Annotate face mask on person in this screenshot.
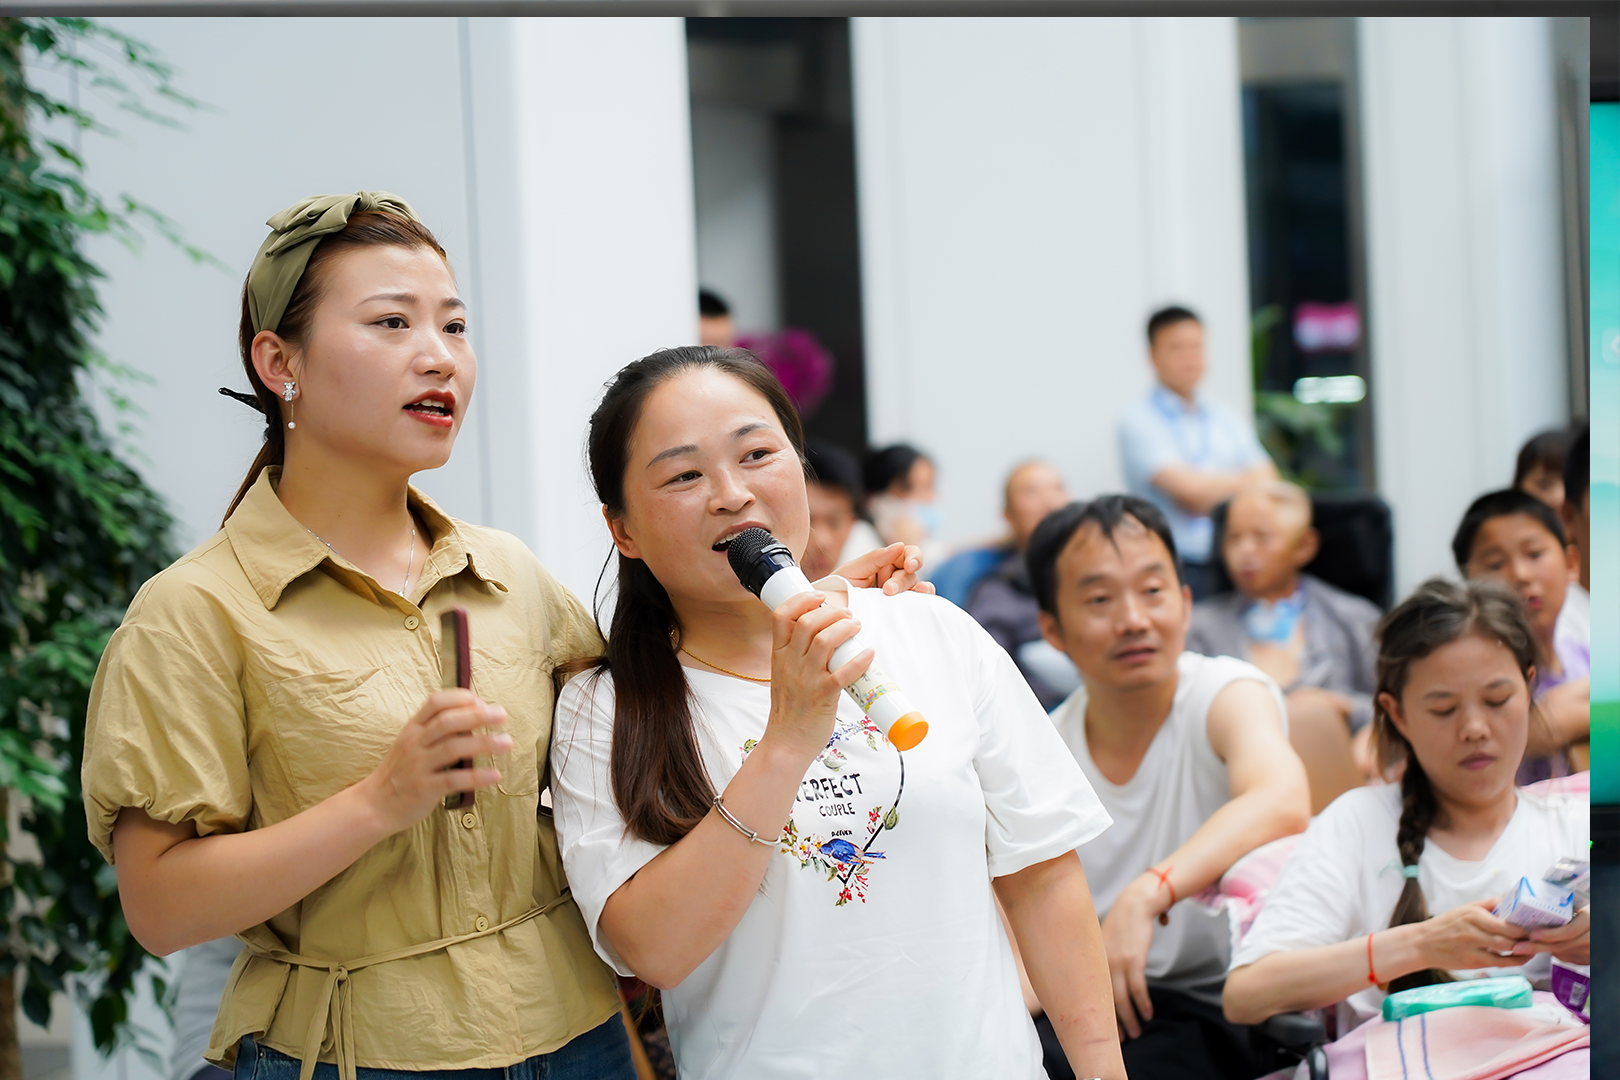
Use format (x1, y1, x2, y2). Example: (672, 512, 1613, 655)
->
(909, 500, 942, 538)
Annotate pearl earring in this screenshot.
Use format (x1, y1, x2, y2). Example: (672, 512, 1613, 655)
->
(282, 382, 297, 430)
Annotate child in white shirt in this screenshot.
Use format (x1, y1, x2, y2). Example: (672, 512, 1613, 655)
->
(1224, 578, 1589, 1035)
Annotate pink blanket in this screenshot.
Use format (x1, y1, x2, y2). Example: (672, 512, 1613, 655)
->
(1262, 995, 1587, 1080)
(1363, 997, 1588, 1080)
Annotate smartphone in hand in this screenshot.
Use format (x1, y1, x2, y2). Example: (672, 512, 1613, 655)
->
(439, 607, 474, 810)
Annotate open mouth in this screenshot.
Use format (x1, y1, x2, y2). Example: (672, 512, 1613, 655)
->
(711, 525, 765, 552)
(404, 391, 455, 427)
(405, 392, 454, 417)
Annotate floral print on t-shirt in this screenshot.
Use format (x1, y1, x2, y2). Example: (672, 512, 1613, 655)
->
(740, 711, 906, 907)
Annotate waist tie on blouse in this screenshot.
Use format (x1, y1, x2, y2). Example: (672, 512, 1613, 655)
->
(241, 889, 574, 1080)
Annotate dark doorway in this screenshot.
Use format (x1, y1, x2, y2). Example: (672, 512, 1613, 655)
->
(1239, 18, 1372, 492)
(687, 17, 869, 456)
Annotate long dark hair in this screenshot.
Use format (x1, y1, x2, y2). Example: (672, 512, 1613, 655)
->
(575, 346, 806, 846)
(222, 210, 449, 523)
(1371, 577, 1537, 992)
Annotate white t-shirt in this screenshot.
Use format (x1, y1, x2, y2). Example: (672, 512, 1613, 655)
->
(1048, 651, 1287, 1002)
(552, 589, 1112, 1080)
(1231, 784, 1589, 1033)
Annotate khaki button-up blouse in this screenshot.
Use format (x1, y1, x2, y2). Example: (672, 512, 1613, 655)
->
(82, 469, 620, 1074)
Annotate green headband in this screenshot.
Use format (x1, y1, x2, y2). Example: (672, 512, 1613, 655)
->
(246, 191, 420, 335)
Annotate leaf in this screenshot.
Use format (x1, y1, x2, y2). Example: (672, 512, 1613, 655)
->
(883, 808, 899, 830)
(0, 13, 188, 1059)
(21, 979, 52, 1028)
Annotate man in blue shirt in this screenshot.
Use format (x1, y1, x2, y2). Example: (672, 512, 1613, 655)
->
(1118, 306, 1276, 599)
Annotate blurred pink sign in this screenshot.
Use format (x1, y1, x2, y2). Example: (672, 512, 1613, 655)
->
(1293, 301, 1360, 352)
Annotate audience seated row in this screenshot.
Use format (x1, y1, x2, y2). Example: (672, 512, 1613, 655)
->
(798, 352, 1590, 1080)
(968, 418, 1590, 1079)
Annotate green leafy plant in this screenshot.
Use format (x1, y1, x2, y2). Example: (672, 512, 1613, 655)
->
(2, 16, 204, 1077)
(1249, 302, 1356, 489)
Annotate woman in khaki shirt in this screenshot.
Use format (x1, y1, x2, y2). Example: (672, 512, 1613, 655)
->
(83, 193, 920, 1080)
(82, 193, 639, 1080)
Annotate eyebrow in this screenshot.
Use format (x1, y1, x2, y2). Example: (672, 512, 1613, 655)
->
(1076, 561, 1167, 589)
(646, 422, 775, 469)
(360, 292, 466, 310)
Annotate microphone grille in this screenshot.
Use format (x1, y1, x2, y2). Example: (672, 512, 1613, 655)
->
(726, 527, 778, 581)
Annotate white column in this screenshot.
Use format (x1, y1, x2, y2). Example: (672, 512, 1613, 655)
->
(1359, 16, 1568, 594)
(465, 16, 697, 602)
(851, 17, 1251, 545)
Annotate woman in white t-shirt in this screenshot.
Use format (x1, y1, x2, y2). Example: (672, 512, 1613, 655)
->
(1223, 578, 1589, 1034)
(550, 347, 1124, 1080)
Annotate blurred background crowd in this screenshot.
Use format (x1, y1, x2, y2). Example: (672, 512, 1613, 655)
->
(6, 12, 1614, 1080)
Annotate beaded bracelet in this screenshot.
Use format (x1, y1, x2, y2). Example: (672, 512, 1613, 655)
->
(712, 794, 778, 847)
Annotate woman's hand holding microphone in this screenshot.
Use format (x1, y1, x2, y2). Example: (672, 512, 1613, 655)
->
(761, 592, 873, 765)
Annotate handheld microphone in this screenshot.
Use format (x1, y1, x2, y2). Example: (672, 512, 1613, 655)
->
(727, 527, 928, 750)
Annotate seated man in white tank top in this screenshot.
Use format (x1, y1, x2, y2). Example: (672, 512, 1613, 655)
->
(1022, 494, 1311, 1080)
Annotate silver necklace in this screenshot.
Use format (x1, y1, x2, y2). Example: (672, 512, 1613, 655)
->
(308, 518, 417, 595)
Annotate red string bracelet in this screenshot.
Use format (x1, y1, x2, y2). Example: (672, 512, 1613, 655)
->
(1366, 932, 1380, 986)
(1147, 866, 1176, 925)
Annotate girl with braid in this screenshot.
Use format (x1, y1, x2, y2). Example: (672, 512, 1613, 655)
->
(1221, 578, 1588, 1035)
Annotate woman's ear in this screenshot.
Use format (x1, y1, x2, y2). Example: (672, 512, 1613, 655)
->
(1378, 691, 1409, 740)
(603, 506, 641, 561)
(250, 330, 299, 391)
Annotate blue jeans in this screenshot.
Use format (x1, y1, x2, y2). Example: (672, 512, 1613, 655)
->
(234, 1017, 636, 1080)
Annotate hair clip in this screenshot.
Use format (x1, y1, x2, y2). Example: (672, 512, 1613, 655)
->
(218, 387, 267, 414)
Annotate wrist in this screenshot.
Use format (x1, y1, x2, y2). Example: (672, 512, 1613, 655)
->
(1137, 866, 1177, 916)
(1372, 924, 1425, 984)
(1120, 872, 1168, 920)
(346, 773, 404, 843)
(752, 728, 821, 775)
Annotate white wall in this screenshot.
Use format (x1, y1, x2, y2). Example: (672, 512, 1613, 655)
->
(851, 16, 1253, 547)
(51, 16, 695, 1080)
(691, 103, 780, 335)
(1359, 16, 1569, 593)
(470, 16, 697, 603)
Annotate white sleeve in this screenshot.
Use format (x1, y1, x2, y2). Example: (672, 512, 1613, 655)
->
(954, 606, 1113, 878)
(549, 669, 667, 976)
(1230, 801, 1363, 970)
